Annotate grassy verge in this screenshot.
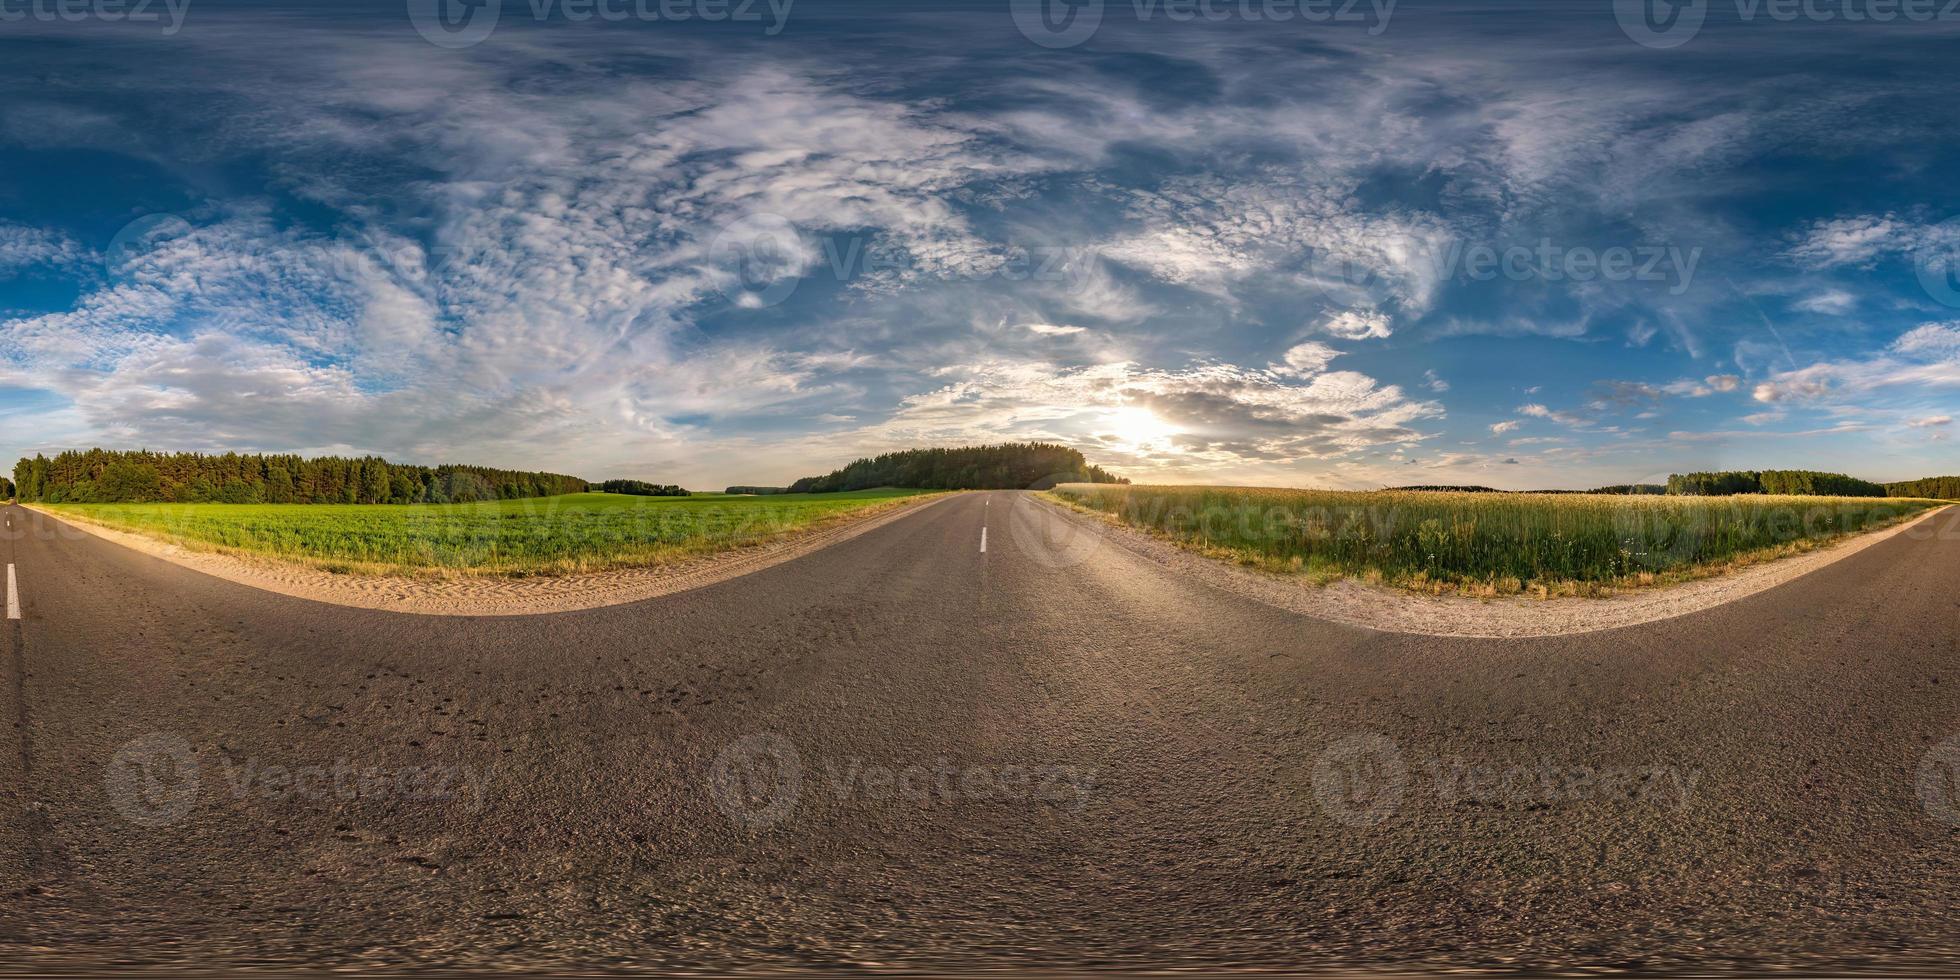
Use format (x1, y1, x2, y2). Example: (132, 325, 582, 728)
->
(1045, 484, 1946, 597)
(41, 489, 940, 577)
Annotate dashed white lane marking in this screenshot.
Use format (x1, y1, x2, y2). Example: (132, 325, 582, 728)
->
(980, 526, 988, 553)
(6, 564, 17, 620)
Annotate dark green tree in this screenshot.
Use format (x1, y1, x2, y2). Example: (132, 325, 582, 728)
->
(787, 443, 1126, 492)
(10, 449, 587, 504)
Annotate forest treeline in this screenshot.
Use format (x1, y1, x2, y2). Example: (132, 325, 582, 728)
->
(1661, 470, 1960, 499)
(12, 450, 588, 504)
(1665, 470, 1899, 497)
(595, 479, 689, 497)
(788, 443, 1127, 493)
(1885, 475, 1960, 500)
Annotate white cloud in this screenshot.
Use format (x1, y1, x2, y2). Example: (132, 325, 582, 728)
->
(1024, 323, 1086, 336)
(1893, 322, 1960, 360)
(1517, 402, 1593, 427)
(1422, 369, 1449, 392)
(1751, 376, 1833, 403)
(1320, 309, 1393, 340)
(1490, 420, 1521, 434)
(1098, 174, 1455, 319)
(1751, 321, 1960, 405)
(1792, 289, 1856, 315)
(0, 222, 85, 274)
(1786, 215, 1911, 268)
(1909, 415, 1952, 428)
(1275, 341, 1342, 377)
(1784, 215, 1960, 275)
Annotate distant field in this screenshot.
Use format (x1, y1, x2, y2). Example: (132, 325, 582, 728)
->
(1048, 484, 1946, 595)
(43, 489, 935, 576)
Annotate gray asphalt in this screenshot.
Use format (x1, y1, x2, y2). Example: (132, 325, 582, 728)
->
(2, 492, 1958, 974)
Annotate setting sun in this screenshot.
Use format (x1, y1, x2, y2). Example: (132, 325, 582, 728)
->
(1103, 405, 1181, 449)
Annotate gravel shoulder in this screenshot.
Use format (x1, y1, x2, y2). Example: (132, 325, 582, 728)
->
(23, 493, 955, 616)
(1034, 494, 1953, 638)
(22, 493, 1944, 630)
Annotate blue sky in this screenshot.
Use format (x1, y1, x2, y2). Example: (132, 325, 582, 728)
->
(1, 0, 1956, 489)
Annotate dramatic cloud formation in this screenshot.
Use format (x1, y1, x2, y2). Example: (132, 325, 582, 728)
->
(1, 3, 1957, 488)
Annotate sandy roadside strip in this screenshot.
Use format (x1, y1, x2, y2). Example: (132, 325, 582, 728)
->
(26, 493, 955, 617)
(1032, 495, 1953, 638)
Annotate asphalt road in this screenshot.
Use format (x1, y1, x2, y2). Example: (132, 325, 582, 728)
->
(2, 492, 1958, 973)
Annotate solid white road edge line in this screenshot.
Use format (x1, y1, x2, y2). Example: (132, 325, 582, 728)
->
(6, 563, 17, 620)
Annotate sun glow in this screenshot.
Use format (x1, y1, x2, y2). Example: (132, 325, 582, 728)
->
(1102, 405, 1181, 450)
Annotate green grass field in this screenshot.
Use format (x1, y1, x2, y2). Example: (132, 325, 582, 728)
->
(1048, 484, 1946, 595)
(43, 489, 935, 576)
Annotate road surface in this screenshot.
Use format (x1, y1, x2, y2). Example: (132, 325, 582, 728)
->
(2, 493, 1958, 973)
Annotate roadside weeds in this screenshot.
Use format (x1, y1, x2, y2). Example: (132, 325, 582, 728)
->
(1031, 494, 1952, 638)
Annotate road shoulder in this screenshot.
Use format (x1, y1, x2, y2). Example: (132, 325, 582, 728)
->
(25, 494, 955, 617)
(1033, 495, 1952, 638)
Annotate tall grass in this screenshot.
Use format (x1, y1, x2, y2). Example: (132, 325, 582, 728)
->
(45, 489, 933, 576)
(1048, 484, 1944, 594)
